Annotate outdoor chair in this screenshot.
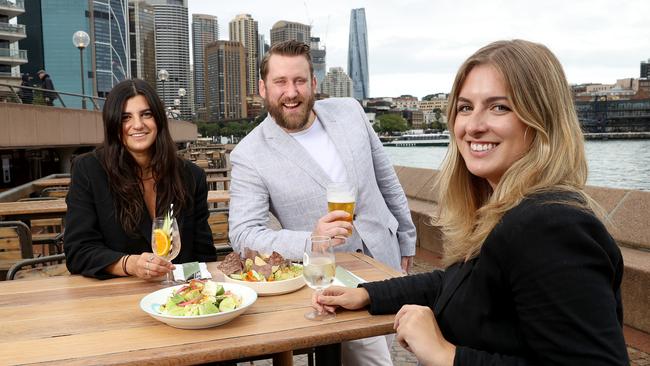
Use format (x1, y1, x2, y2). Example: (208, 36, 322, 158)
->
(14, 196, 65, 256)
(0, 221, 33, 278)
(208, 209, 232, 260)
(6, 253, 67, 280)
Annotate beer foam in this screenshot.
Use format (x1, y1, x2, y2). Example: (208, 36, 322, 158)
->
(327, 192, 355, 203)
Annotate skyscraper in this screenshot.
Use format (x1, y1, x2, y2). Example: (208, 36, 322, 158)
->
(270, 20, 310, 46)
(204, 41, 247, 121)
(229, 14, 258, 96)
(150, 0, 191, 119)
(642, 59, 650, 79)
(192, 13, 218, 114)
(347, 8, 369, 100)
(310, 37, 326, 90)
(93, 0, 130, 99)
(258, 34, 267, 68)
(129, 0, 156, 88)
(320, 67, 353, 98)
(0, 0, 27, 83)
(19, 0, 129, 107)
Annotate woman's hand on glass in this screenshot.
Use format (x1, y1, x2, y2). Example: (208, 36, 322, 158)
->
(393, 304, 456, 366)
(312, 286, 371, 314)
(132, 252, 175, 279)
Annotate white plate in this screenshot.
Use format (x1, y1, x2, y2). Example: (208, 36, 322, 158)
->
(140, 282, 257, 329)
(224, 265, 306, 296)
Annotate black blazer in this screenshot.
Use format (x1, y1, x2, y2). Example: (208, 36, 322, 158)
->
(363, 193, 628, 365)
(64, 152, 217, 279)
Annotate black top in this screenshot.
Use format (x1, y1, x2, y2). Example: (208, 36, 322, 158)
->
(362, 193, 628, 365)
(40, 74, 57, 100)
(64, 152, 216, 279)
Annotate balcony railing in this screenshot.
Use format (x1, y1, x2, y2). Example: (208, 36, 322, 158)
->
(0, 23, 26, 40)
(0, 48, 27, 65)
(0, 0, 25, 15)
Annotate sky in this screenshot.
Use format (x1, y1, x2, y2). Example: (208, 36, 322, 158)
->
(188, 0, 650, 99)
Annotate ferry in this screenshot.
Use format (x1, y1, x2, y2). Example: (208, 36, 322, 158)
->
(382, 131, 450, 147)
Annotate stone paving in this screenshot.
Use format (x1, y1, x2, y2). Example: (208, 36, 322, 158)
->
(238, 257, 648, 365)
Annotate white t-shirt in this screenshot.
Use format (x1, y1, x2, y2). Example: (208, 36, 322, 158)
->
(290, 117, 348, 183)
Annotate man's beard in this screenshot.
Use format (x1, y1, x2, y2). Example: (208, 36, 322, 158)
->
(265, 93, 315, 132)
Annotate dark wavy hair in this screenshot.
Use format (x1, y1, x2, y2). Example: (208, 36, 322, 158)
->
(98, 78, 188, 236)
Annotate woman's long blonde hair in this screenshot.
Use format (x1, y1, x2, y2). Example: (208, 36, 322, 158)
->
(437, 39, 598, 265)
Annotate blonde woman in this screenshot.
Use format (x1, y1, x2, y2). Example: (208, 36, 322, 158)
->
(313, 40, 628, 365)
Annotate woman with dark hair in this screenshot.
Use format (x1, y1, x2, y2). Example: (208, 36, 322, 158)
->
(64, 79, 216, 279)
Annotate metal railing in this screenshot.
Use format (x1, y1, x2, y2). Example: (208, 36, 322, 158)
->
(0, 82, 106, 110)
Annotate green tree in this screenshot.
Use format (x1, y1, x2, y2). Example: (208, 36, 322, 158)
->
(422, 94, 435, 101)
(376, 114, 408, 133)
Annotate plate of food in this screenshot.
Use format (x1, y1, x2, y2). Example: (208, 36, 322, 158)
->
(218, 249, 305, 296)
(140, 279, 257, 329)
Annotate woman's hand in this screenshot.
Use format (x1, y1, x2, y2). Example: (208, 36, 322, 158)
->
(313, 286, 370, 313)
(130, 253, 175, 279)
(394, 305, 456, 366)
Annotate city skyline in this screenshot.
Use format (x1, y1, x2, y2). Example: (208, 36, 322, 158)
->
(188, 0, 650, 99)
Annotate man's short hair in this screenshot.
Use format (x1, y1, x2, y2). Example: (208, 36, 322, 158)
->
(259, 40, 313, 82)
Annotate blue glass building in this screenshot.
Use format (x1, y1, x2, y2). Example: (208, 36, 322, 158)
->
(19, 0, 129, 108)
(347, 8, 369, 100)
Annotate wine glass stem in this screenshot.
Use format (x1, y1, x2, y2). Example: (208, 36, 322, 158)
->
(315, 289, 324, 315)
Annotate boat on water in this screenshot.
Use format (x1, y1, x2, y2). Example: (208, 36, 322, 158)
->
(382, 131, 450, 147)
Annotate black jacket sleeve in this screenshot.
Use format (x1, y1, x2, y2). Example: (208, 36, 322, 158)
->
(64, 155, 123, 279)
(361, 270, 445, 314)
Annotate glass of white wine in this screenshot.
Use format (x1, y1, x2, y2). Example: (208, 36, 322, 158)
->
(303, 236, 336, 321)
(151, 216, 181, 285)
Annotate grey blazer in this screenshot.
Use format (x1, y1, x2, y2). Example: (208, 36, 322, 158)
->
(228, 97, 416, 270)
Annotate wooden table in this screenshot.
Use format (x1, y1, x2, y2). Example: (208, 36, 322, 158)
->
(0, 199, 67, 221)
(0, 252, 400, 365)
(208, 189, 230, 204)
(32, 177, 71, 188)
(0, 194, 227, 217)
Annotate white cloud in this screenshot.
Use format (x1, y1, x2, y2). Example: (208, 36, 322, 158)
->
(189, 0, 650, 98)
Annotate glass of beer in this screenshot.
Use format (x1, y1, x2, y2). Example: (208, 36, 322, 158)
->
(327, 182, 356, 235)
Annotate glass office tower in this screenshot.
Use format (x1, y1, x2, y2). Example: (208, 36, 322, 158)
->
(347, 8, 369, 100)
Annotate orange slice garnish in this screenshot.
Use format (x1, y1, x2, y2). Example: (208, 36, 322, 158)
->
(153, 229, 171, 257)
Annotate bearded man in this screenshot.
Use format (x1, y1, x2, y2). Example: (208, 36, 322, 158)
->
(228, 40, 416, 365)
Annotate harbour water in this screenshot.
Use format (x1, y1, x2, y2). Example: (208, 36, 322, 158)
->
(385, 140, 650, 191)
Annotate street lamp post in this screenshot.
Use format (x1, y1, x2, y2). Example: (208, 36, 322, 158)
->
(157, 69, 169, 108)
(72, 30, 90, 110)
(177, 88, 186, 119)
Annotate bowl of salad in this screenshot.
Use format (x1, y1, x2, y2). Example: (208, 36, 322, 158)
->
(218, 249, 305, 296)
(140, 279, 257, 329)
